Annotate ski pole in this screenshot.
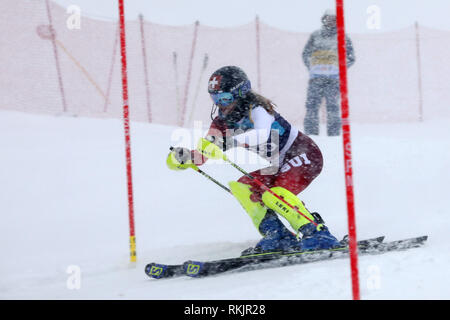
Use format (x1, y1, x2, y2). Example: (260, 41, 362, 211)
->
(169, 147, 231, 193)
(197, 138, 319, 227)
(191, 166, 231, 193)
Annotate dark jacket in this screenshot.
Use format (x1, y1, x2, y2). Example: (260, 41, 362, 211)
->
(302, 27, 355, 79)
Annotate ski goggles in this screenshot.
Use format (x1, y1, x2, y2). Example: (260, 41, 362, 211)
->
(210, 92, 235, 107)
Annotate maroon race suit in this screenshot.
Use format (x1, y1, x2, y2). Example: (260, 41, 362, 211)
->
(192, 107, 323, 203)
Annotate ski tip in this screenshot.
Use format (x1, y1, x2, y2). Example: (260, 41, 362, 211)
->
(340, 235, 385, 247)
(418, 235, 428, 243)
(145, 263, 168, 279)
(396, 235, 428, 244)
(183, 260, 204, 277)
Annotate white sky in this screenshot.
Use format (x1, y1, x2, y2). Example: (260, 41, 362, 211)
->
(53, 0, 450, 33)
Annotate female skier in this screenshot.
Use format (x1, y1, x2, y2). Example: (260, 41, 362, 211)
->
(167, 66, 341, 254)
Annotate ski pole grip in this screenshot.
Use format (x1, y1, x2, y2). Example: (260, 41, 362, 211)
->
(197, 137, 225, 160)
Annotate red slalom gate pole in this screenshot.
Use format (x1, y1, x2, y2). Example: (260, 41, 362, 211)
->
(336, 0, 360, 300)
(118, 0, 137, 263)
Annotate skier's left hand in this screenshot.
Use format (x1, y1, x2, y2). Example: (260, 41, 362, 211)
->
(166, 147, 194, 170)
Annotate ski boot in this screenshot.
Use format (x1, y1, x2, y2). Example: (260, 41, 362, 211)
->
(297, 212, 341, 251)
(241, 210, 299, 256)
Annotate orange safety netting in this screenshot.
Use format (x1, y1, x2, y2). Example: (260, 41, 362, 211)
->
(1, 0, 450, 127)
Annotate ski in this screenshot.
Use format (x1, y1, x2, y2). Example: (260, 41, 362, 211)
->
(144, 263, 185, 279)
(183, 235, 427, 278)
(144, 236, 384, 279)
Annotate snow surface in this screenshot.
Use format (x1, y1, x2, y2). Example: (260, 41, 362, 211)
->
(0, 110, 449, 300)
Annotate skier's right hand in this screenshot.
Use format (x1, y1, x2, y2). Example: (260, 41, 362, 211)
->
(166, 147, 194, 171)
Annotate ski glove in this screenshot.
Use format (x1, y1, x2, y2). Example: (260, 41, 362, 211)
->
(204, 135, 243, 154)
(166, 147, 194, 171)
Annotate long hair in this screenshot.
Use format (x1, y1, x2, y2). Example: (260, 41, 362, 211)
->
(213, 90, 276, 124)
(240, 91, 276, 123)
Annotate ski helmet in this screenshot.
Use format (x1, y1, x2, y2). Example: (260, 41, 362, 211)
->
(207, 66, 251, 107)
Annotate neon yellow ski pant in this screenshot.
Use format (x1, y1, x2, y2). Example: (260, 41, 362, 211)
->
(229, 182, 318, 233)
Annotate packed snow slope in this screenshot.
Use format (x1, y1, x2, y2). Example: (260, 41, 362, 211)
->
(0, 110, 449, 299)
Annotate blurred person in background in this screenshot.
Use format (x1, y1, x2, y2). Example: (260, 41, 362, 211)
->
(302, 9, 355, 136)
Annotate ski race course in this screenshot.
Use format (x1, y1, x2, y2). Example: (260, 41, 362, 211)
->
(0, 110, 449, 299)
